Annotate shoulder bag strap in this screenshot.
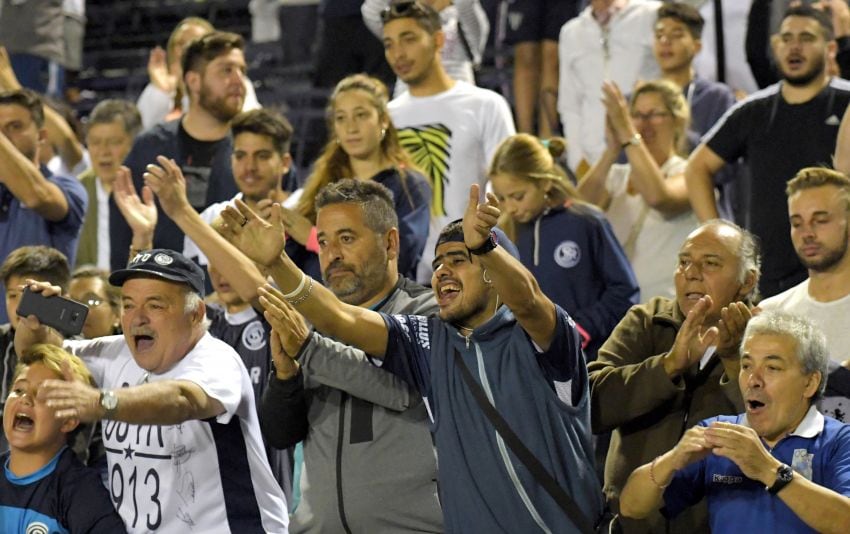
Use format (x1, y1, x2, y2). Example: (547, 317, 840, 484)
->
(451, 349, 595, 534)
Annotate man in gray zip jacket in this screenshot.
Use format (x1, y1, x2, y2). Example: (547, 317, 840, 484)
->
(259, 179, 443, 533)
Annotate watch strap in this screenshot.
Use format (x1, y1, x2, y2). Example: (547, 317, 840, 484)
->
(468, 230, 498, 256)
(767, 463, 794, 495)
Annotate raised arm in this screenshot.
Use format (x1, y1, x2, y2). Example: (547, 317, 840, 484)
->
(143, 156, 267, 308)
(361, 0, 388, 38)
(685, 144, 726, 222)
(836, 102, 850, 174)
(603, 82, 691, 215)
(220, 200, 390, 357)
(263, 288, 414, 410)
(112, 165, 156, 257)
(463, 184, 557, 350)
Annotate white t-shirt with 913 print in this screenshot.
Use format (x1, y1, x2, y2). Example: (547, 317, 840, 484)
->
(64, 333, 288, 534)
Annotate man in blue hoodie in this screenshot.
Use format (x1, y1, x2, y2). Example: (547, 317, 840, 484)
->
(222, 183, 604, 533)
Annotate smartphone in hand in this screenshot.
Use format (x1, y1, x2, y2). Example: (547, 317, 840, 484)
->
(16, 288, 89, 337)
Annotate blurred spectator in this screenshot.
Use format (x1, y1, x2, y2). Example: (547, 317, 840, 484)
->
(61, 0, 85, 103)
(137, 17, 260, 131)
(68, 265, 121, 339)
(313, 0, 394, 88)
(382, 0, 515, 282)
(363, 0, 490, 97)
(686, 5, 850, 298)
(747, 0, 850, 88)
(490, 133, 639, 359)
(653, 2, 739, 221)
(579, 80, 698, 300)
(278, 1, 320, 66)
(590, 220, 758, 533)
(181, 108, 296, 268)
(76, 99, 142, 270)
(691, 0, 759, 95)
(558, 0, 661, 174)
(0, 89, 87, 321)
(109, 31, 247, 271)
(286, 74, 431, 281)
(0, 0, 65, 99)
(504, 0, 580, 136)
(0, 47, 85, 181)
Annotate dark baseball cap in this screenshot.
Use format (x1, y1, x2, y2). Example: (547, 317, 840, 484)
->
(109, 249, 205, 297)
(435, 220, 520, 260)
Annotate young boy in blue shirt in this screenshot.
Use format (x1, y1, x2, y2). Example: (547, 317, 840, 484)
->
(0, 343, 124, 533)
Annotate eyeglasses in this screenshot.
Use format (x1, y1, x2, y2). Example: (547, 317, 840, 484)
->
(77, 293, 105, 308)
(380, 0, 426, 22)
(630, 111, 672, 122)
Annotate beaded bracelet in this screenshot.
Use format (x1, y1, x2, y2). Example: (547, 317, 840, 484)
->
(286, 276, 314, 306)
(649, 456, 671, 490)
(282, 272, 308, 300)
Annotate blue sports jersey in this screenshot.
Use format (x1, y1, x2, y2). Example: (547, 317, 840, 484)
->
(0, 446, 124, 533)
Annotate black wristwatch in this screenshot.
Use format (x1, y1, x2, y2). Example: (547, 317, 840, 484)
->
(469, 231, 498, 255)
(767, 463, 794, 495)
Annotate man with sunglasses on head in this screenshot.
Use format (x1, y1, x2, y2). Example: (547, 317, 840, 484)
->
(380, 0, 515, 284)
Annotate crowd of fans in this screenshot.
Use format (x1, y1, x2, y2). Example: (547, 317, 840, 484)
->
(0, 0, 849, 533)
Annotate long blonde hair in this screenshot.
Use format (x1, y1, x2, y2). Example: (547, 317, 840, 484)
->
(489, 133, 591, 240)
(296, 74, 419, 223)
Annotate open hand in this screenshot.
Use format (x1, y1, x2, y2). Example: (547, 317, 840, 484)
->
(664, 296, 718, 377)
(113, 166, 157, 246)
(220, 199, 287, 266)
(38, 359, 101, 422)
(143, 156, 190, 217)
(462, 184, 500, 250)
(261, 285, 310, 379)
(147, 46, 177, 93)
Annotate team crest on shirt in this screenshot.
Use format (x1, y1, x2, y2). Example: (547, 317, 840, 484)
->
(153, 253, 173, 266)
(554, 241, 581, 268)
(26, 522, 49, 534)
(241, 320, 267, 351)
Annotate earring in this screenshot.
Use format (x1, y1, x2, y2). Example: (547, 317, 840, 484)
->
(482, 269, 492, 284)
(381, 128, 386, 140)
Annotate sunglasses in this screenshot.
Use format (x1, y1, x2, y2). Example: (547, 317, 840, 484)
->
(380, 0, 427, 22)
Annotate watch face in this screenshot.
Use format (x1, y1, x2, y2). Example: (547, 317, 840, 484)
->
(778, 465, 794, 482)
(102, 391, 118, 410)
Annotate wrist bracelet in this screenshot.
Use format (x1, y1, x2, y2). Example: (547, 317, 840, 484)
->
(286, 276, 314, 306)
(649, 456, 671, 490)
(282, 272, 308, 300)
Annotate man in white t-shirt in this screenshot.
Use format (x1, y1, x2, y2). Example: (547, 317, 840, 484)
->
(760, 167, 850, 422)
(14, 250, 288, 534)
(381, 0, 515, 282)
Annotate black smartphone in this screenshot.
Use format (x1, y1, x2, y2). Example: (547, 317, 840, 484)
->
(16, 288, 89, 337)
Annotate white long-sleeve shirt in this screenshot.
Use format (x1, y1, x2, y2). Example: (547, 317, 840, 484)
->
(558, 0, 661, 171)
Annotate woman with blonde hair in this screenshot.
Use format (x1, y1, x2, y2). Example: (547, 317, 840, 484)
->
(490, 133, 638, 359)
(281, 74, 431, 279)
(578, 79, 699, 300)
